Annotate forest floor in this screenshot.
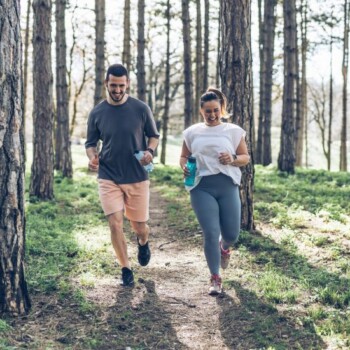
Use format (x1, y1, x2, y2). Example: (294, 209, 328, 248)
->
(1, 164, 350, 350)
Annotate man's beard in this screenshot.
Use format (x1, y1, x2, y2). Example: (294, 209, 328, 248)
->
(108, 89, 126, 103)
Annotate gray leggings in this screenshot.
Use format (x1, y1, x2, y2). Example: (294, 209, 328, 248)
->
(190, 173, 241, 275)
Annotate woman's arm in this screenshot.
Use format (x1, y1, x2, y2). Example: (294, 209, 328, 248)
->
(218, 136, 250, 167)
(179, 141, 191, 175)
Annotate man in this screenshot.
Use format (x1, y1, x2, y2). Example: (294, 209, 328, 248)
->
(85, 63, 159, 286)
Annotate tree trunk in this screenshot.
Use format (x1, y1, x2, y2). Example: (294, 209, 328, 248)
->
(215, 0, 221, 88)
(340, 0, 349, 172)
(161, 0, 171, 165)
(294, 4, 302, 167)
(203, 0, 209, 90)
(256, 0, 264, 165)
(278, 0, 297, 174)
(182, 0, 193, 128)
(262, 0, 277, 166)
(23, 0, 32, 137)
(0, 0, 31, 315)
(137, 0, 146, 102)
(194, 0, 202, 123)
(122, 0, 131, 73)
(297, 0, 308, 167)
(30, 0, 55, 199)
(220, 0, 255, 232)
(94, 0, 105, 106)
(55, 0, 72, 178)
(328, 8, 334, 171)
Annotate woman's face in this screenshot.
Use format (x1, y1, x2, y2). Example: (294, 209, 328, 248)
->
(201, 100, 222, 126)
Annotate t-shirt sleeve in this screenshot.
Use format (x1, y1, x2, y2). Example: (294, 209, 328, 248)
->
(144, 106, 160, 138)
(85, 111, 100, 149)
(232, 126, 246, 152)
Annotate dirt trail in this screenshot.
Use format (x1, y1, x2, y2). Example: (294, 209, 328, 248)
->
(9, 187, 327, 350)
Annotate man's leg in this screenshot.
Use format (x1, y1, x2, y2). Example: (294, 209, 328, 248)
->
(130, 221, 151, 266)
(130, 221, 149, 245)
(108, 210, 130, 269)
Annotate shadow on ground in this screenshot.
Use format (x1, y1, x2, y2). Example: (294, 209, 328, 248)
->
(102, 279, 187, 350)
(217, 282, 326, 350)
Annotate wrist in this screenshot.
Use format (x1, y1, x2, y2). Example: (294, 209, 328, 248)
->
(146, 147, 154, 156)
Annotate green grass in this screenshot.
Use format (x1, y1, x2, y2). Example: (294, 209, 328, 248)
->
(152, 164, 350, 345)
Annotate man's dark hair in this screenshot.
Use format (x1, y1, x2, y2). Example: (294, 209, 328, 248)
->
(105, 64, 129, 81)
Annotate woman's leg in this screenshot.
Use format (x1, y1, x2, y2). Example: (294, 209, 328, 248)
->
(190, 188, 221, 275)
(218, 184, 241, 250)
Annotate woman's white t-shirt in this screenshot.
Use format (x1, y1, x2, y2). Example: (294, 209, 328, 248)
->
(183, 122, 246, 190)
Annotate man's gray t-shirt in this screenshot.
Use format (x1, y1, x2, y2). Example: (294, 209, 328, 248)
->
(85, 97, 160, 184)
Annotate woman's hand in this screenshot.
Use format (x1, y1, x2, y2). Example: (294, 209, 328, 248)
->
(218, 152, 234, 166)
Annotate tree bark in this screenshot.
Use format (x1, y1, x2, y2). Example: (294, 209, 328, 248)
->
(262, 0, 277, 166)
(137, 0, 146, 102)
(55, 0, 72, 178)
(256, 0, 264, 165)
(0, 0, 31, 315)
(161, 0, 171, 165)
(182, 0, 193, 128)
(194, 0, 202, 123)
(123, 0, 132, 73)
(23, 0, 32, 137)
(278, 0, 297, 174)
(94, 0, 105, 106)
(297, 0, 308, 167)
(340, 0, 349, 171)
(30, 0, 55, 199)
(220, 0, 255, 231)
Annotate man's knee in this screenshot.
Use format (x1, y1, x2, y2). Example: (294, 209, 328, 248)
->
(108, 212, 124, 232)
(130, 221, 148, 233)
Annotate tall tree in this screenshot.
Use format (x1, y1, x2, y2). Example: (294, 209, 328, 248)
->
(220, 0, 255, 231)
(194, 0, 202, 123)
(94, 0, 105, 106)
(161, 0, 171, 165)
(182, 0, 193, 128)
(256, 0, 264, 165)
(0, 0, 31, 316)
(30, 0, 55, 199)
(137, 0, 146, 102)
(203, 0, 209, 90)
(328, 6, 334, 171)
(23, 0, 32, 130)
(55, 0, 72, 178)
(262, 0, 277, 166)
(340, 0, 350, 171)
(296, 0, 308, 167)
(122, 0, 132, 73)
(278, 0, 297, 174)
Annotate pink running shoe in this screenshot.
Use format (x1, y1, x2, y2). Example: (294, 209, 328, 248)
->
(208, 274, 222, 295)
(220, 241, 231, 270)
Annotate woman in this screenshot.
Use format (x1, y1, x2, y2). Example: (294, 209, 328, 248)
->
(180, 87, 250, 295)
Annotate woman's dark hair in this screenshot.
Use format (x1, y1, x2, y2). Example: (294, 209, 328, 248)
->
(105, 63, 129, 81)
(200, 87, 228, 117)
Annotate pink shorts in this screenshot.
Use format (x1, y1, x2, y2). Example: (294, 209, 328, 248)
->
(98, 179, 150, 222)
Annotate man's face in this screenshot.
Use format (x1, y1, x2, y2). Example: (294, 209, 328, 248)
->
(105, 74, 129, 102)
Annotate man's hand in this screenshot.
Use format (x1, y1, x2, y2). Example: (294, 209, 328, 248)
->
(88, 154, 99, 172)
(140, 150, 153, 165)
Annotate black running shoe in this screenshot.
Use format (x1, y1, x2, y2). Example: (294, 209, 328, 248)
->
(120, 267, 134, 286)
(137, 238, 151, 266)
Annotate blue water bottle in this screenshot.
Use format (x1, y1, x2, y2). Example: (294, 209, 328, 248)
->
(184, 156, 196, 186)
(134, 150, 154, 172)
